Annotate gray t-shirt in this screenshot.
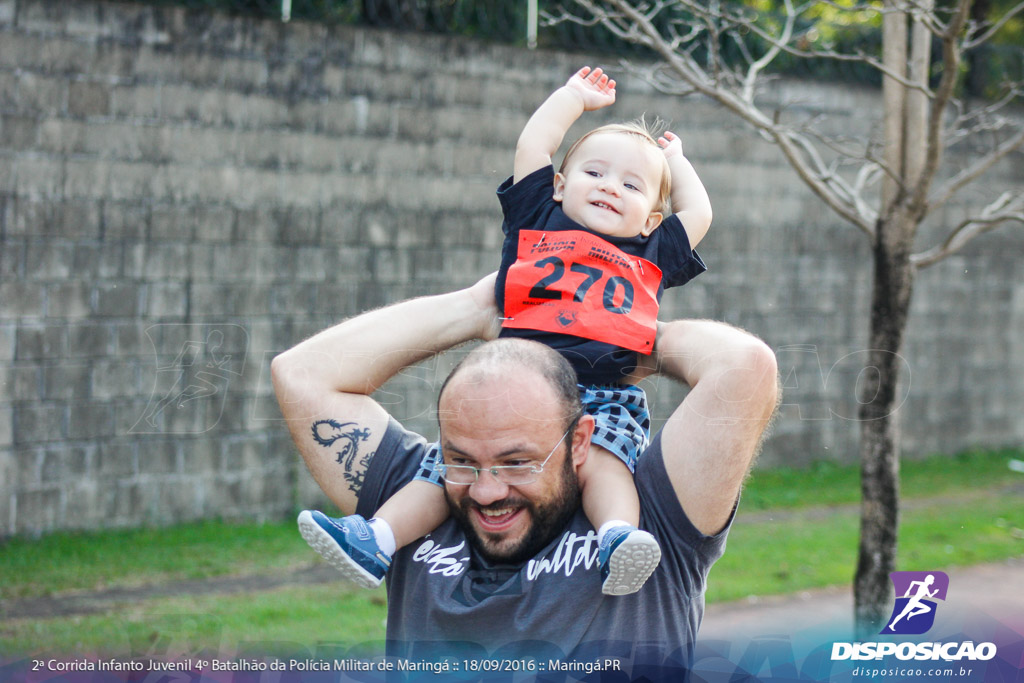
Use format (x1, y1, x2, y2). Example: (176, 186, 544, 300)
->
(356, 418, 731, 675)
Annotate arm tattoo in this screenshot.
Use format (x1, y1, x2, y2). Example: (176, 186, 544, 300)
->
(345, 450, 374, 494)
(311, 419, 373, 494)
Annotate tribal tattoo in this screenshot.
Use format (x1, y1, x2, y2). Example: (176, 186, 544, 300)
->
(311, 419, 373, 494)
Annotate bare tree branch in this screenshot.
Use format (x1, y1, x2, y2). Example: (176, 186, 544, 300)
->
(964, 0, 1024, 48)
(791, 124, 887, 225)
(758, 129, 876, 235)
(853, 163, 884, 221)
(710, 1, 936, 95)
(945, 86, 1024, 148)
(798, 126, 890, 224)
(915, 0, 957, 37)
(556, 0, 1021, 255)
(740, 0, 798, 102)
(592, 0, 877, 234)
(912, 192, 1024, 267)
(911, 0, 971, 220)
(786, 130, 876, 227)
(930, 128, 1024, 211)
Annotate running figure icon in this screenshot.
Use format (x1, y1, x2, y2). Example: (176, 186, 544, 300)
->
(882, 570, 949, 635)
(888, 574, 938, 631)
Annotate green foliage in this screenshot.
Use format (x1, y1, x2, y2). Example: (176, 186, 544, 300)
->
(733, 0, 1023, 94)
(122, 0, 1022, 93)
(742, 0, 883, 45)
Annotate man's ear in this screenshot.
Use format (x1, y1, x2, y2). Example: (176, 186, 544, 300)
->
(553, 173, 566, 202)
(571, 414, 596, 470)
(641, 211, 663, 237)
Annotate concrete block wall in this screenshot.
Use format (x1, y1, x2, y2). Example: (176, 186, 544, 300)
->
(1, 0, 1022, 535)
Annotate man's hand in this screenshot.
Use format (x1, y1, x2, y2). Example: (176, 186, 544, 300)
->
(563, 66, 616, 112)
(467, 271, 502, 342)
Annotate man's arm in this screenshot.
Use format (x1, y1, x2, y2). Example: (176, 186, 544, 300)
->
(514, 66, 616, 183)
(658, 132, 713, 248)
(634, 320, 779, 536)
(271, 274, 501, 516)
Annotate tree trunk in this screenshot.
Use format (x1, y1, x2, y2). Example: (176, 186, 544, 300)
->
(854, 214, 916, 638)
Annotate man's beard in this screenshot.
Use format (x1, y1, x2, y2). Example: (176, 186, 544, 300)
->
(445, 447, 581, 565)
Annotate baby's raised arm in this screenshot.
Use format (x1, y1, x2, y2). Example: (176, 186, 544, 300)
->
(513, 66, 616, 183)
(658, 131, 713, 248)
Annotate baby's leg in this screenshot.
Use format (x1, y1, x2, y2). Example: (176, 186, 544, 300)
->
(298, 482, 448, 589)
(373, 479, 449, 549)
(298, 471, 449, 589)
(578, 443, 661, 596)
(578, 444, 640, 531)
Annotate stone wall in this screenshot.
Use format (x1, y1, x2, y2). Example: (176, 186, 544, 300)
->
(1, 0, 1022, 535)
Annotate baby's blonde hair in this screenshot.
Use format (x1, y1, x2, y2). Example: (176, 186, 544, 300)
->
(558, 117, 672, 214)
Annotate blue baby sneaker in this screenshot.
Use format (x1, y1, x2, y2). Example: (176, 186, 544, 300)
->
(598, 525, 661, 595)
(297, 510, 391, 589)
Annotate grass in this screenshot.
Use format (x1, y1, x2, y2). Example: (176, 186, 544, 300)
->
(738, 446, 1022, 510)
(1, 447, 1021, 656)
(0, 519, 315, 601)
(706, 493, 1023, 602)
(0, 585, 389, 657)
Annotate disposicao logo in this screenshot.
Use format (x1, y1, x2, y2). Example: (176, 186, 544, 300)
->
(882, 571, 949, 635)
(831, 569, 997, 663)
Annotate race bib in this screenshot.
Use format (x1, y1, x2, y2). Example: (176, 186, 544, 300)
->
(503, 230, 662, 354)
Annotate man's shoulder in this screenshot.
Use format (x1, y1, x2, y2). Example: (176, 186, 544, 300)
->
(636, 432, 732, 552)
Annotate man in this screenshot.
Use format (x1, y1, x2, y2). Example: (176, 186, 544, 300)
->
(271, 273, 778, 674)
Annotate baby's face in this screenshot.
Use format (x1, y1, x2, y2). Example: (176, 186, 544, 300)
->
(554, 133, 664, 238)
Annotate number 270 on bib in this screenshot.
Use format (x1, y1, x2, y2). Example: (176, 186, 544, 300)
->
(502, 230, 662, 354)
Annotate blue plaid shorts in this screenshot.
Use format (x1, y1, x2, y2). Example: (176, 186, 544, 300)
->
(414, 383, 651, 485)
(414, 442, 443, 486)
(579, 383, 650, 473)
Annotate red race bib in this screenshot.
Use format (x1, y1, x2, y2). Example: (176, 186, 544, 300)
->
(503, 230, 662, 354)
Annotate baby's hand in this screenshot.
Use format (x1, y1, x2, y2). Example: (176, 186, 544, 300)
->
(658, 131, 684, 159)
(564, 66, 616, 111)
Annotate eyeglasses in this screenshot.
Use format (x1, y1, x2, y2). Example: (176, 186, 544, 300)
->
(434, 428, 572, 486)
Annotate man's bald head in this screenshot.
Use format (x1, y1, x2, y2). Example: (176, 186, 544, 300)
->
(437, 339, 582, 431)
